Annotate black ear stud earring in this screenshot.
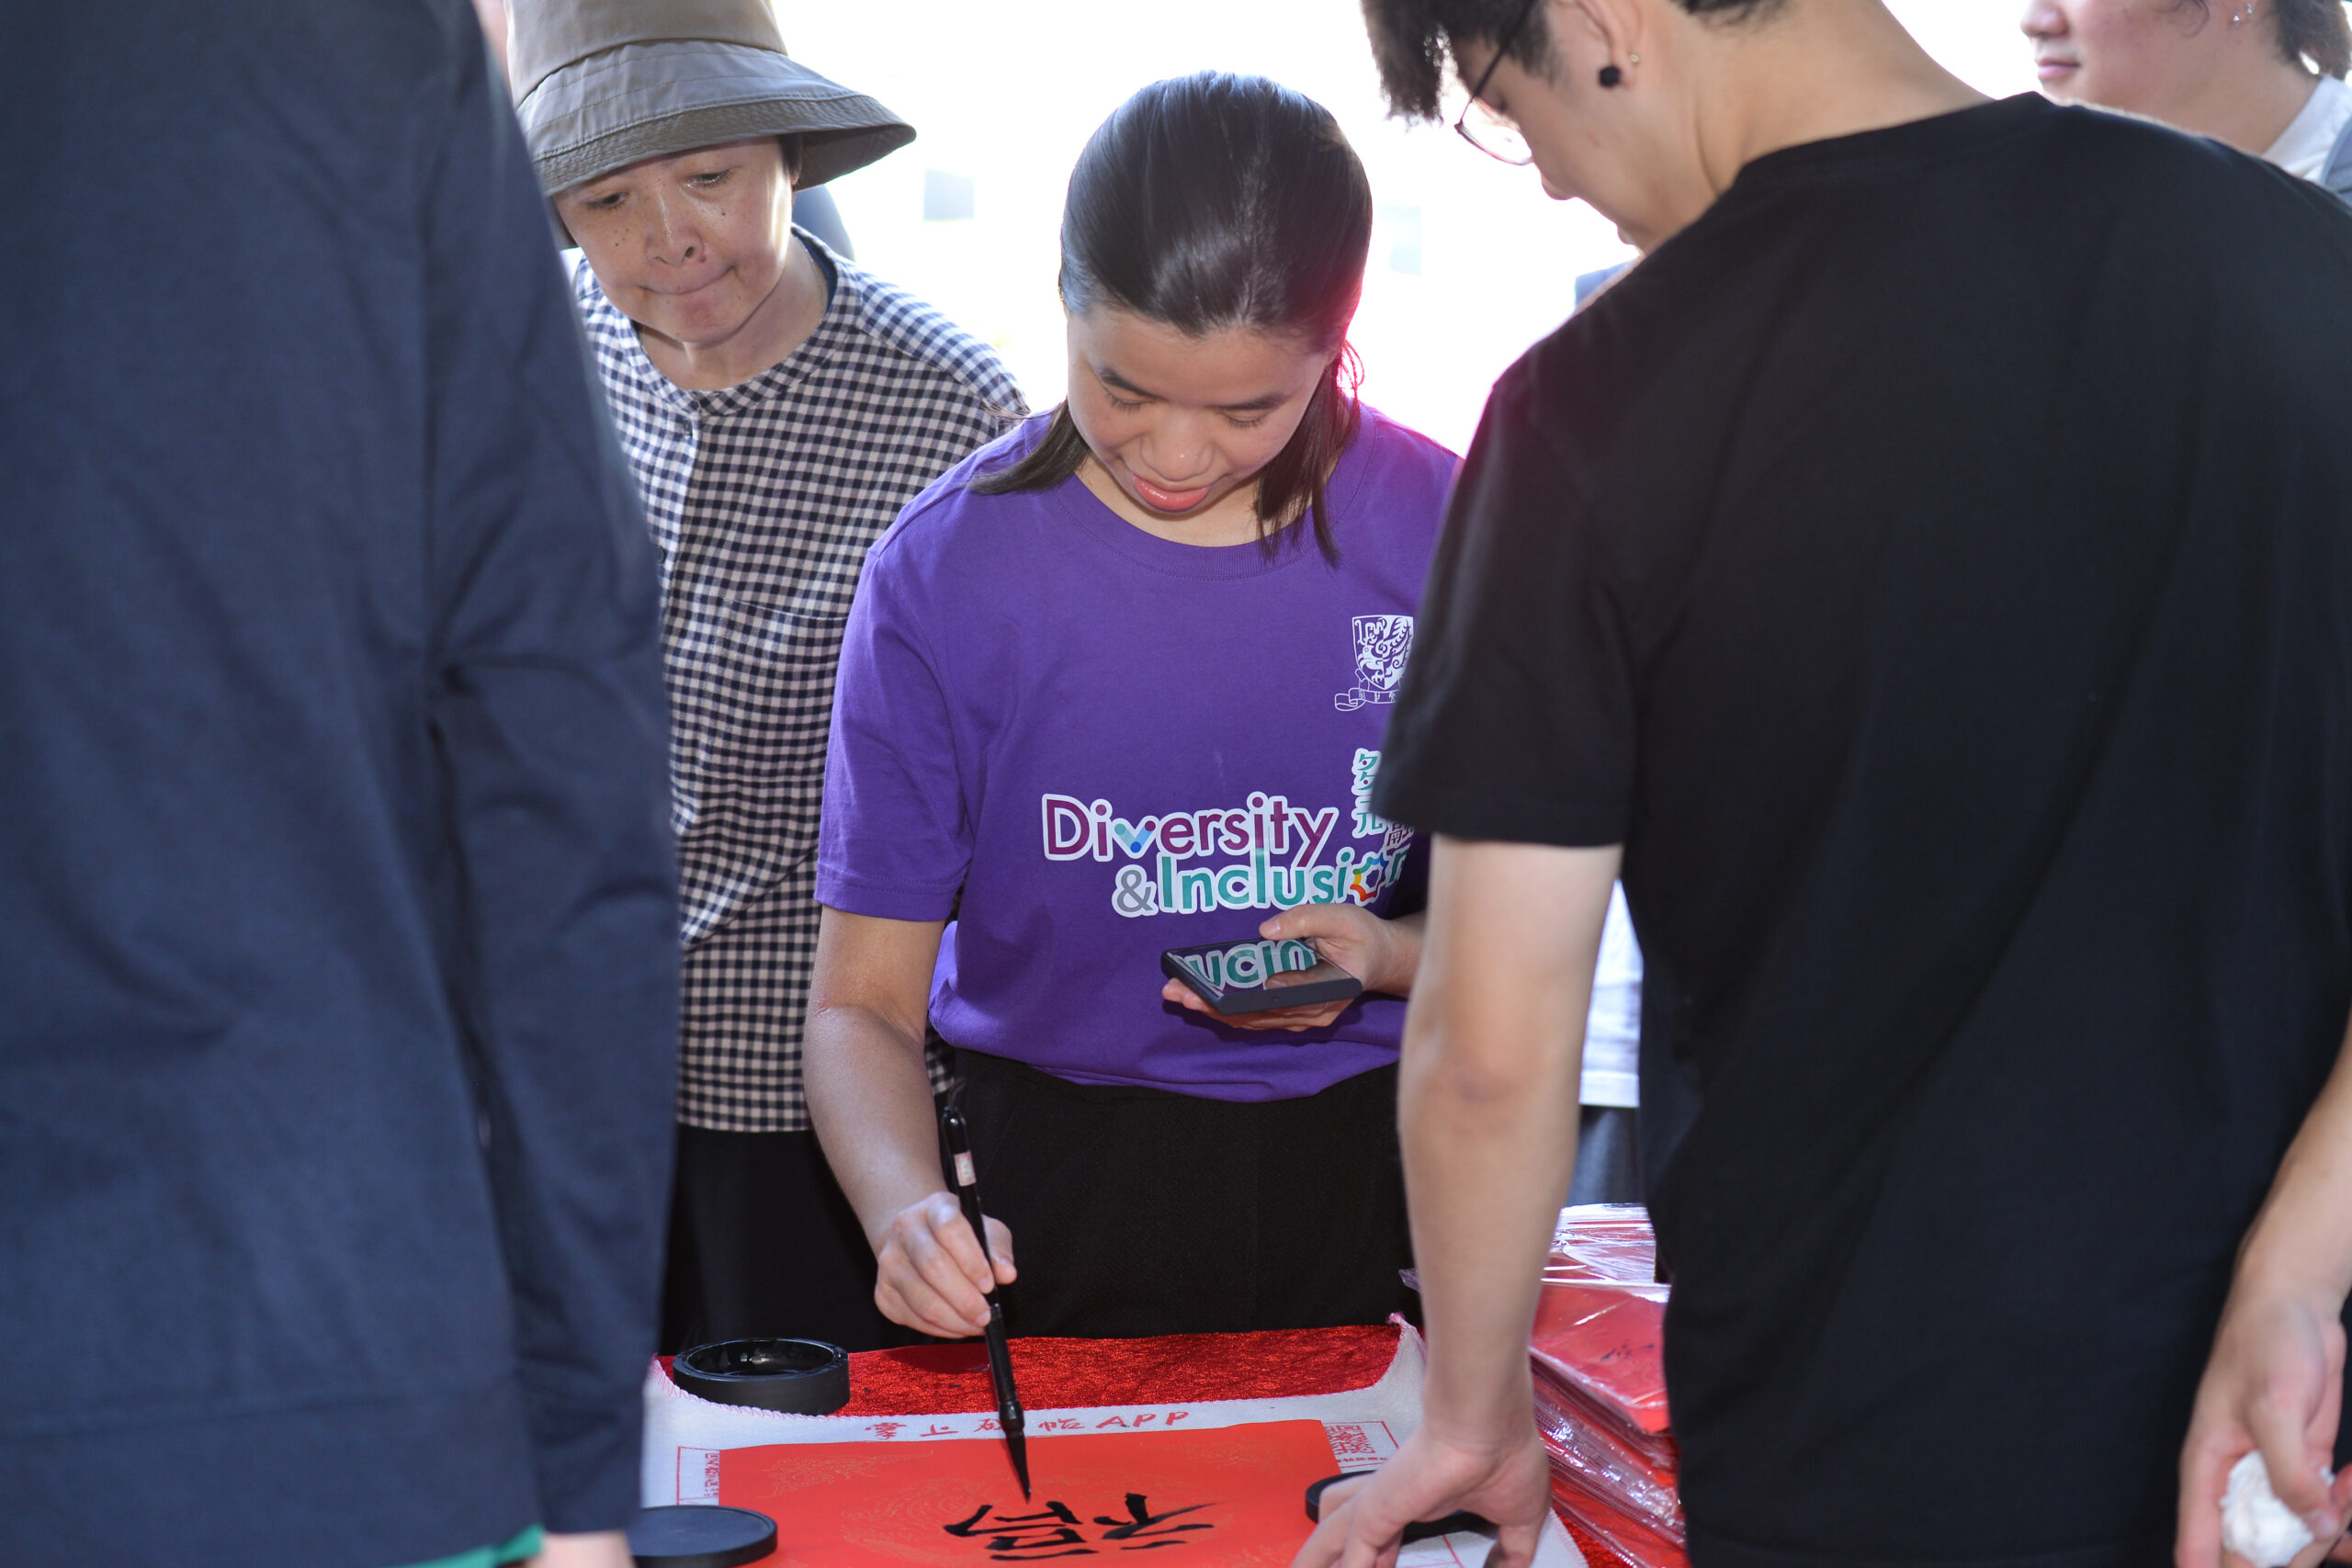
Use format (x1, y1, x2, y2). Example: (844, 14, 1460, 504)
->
(1599, 63, 1623, 87)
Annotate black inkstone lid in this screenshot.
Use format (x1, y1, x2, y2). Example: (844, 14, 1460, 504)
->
(671, 1337, 852, 1415)
(628, 1504, 778, 1568)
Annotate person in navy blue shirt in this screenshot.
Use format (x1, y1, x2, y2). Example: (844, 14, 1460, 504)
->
(0, 5, 680, 1566)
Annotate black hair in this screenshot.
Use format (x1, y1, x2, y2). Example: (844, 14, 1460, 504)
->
(968, 73, 1372, 558)
(2278, 0, 2352, 76)
(1363, 0, 1785, 119)
(2175, 0, 2352, 76)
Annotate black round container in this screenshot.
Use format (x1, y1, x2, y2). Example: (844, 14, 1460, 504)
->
(671, 1337, 851, 1416)
(628, 1504, 777, 1567)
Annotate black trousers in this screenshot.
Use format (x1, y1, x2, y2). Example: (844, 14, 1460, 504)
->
(954, 1051, 1418, 1338)
(660, 1124, 916, 1354)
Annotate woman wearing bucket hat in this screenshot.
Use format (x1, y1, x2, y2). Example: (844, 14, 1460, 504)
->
(506, 0, 1025, 1354)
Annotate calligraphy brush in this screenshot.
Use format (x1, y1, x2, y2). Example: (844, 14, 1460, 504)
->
(940, 1102, 1029, 1498)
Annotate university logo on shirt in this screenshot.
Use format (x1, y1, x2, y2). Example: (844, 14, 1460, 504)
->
(1336, 615, 1414, 712)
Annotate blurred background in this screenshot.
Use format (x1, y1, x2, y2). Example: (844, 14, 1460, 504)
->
(750, 4, 2039, 452)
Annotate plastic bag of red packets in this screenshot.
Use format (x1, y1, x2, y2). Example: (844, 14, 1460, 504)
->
(1550, 1471, 1691, 1568)
(1532, 1371, 1681, 1540)
(1532, 1204, 1672, 1450)
(1546, 1203, 1662, 1289)
(1532, 1205, 1688, 1568)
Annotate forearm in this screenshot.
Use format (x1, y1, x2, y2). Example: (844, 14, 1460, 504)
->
(803, 909, 1015, 1335)
(804, 998, 947, 1247)
(1402, 840, 1616, 1438)
(1402, 988, 1587, 1435)
(2234, 1010, 2352, 1306)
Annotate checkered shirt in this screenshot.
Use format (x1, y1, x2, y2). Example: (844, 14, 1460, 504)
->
(575, 236, 1025, 1131)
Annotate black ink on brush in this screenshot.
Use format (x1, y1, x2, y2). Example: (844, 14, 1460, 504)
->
(967, 73, 1372, 560)
(941, 1101, 1030, 1497)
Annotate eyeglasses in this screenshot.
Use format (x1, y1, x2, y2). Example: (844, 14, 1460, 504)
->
(1451, 0, 1542, 166)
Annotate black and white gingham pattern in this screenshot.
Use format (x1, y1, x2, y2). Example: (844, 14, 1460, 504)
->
(577, 236, 1024, 1131)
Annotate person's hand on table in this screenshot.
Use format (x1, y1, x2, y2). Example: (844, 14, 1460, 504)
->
(1290, 1416, 1553, 1568)
(530, 1531, 632, 1568)
(873, 1189, 1016, 1339)
(2177, 1270, 2352, 1567)
(1160, 904, 1422, 1032)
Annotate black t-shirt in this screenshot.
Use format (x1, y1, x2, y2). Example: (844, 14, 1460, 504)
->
(1376, 96, 2352, 1567)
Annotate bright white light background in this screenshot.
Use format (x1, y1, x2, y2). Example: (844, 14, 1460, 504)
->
(792, 2, 2040, 453)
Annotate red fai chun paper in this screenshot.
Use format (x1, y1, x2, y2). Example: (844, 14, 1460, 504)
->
(717, 1417, 1338, 1564)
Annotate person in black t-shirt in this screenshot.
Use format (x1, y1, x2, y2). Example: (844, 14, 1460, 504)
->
(1289, 3, 2352, 1568)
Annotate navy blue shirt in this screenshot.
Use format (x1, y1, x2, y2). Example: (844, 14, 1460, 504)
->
(0, 4, 679, 1563)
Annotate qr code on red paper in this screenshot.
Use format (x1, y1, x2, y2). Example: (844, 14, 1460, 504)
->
(1322, 1420, 1397, 1470)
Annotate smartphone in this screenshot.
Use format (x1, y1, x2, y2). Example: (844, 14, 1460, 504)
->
(1159, 935, 1363, 1016)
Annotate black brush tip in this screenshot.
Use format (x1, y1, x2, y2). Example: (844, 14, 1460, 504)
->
(1008, 1427, 1031, 1499)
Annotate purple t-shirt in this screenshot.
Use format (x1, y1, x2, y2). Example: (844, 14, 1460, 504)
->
(818, 409, 1458, 1100)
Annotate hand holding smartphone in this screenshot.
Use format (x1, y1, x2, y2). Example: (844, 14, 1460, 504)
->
(1159, 934, 1364, 1016)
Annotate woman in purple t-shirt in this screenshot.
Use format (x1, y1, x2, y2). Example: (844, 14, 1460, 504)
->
(804, 73, 1460, 1339)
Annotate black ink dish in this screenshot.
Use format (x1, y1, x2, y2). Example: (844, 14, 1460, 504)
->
(672, 1337, 851, 1416)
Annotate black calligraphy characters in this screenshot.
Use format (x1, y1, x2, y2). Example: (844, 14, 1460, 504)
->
(944, 1494, 1216, 1559)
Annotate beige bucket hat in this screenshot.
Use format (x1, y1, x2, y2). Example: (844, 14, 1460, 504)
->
(508, 0, 915, 209)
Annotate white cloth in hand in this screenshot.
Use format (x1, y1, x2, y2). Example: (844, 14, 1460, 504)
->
(2223, 1450, 2327, 1567)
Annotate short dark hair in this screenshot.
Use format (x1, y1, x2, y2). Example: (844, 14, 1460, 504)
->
(1363, 0, 1786, 119)
(970, 73, 1372, 558)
